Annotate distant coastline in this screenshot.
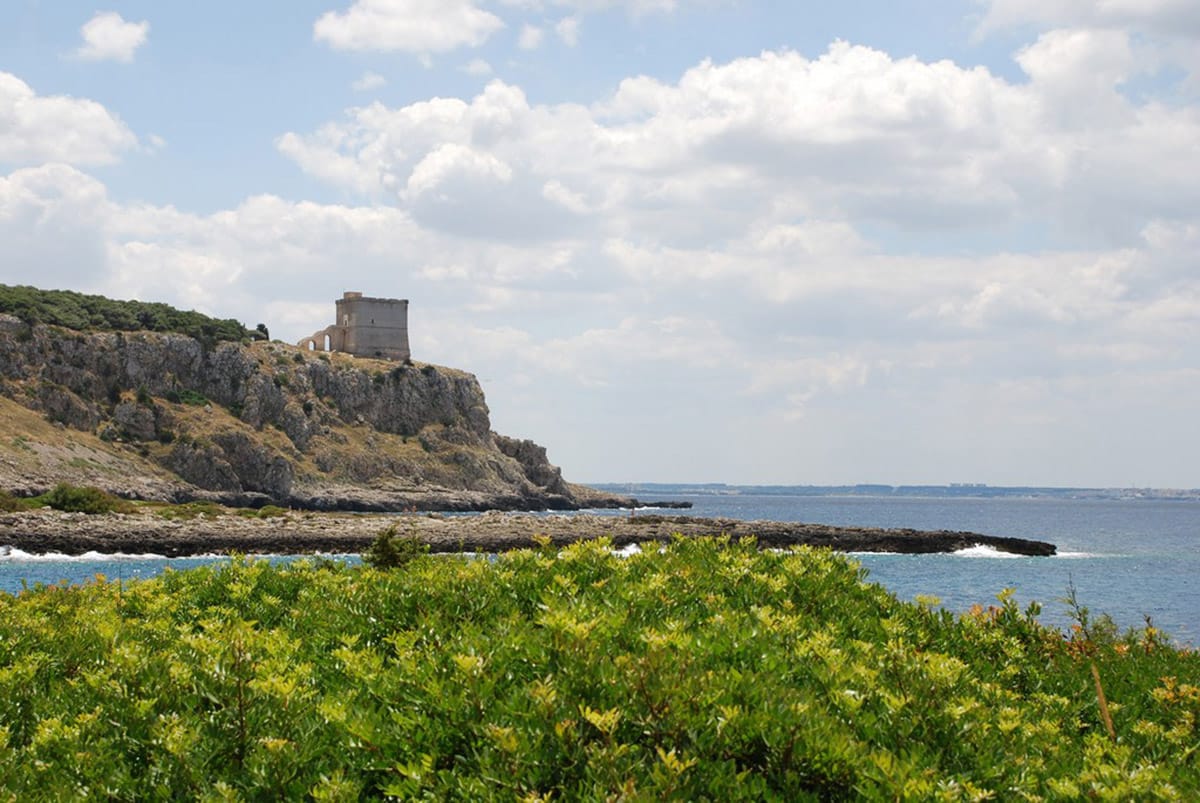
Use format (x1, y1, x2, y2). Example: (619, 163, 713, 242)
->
(593, 483, 1200, 501)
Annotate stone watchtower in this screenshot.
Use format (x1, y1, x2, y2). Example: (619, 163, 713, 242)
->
(298, 291, 411, 361)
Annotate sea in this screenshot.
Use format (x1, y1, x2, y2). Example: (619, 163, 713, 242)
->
(3, 489, 1198, 646)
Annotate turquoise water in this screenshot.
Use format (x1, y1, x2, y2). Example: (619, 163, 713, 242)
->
(3, 493, 1197, 644)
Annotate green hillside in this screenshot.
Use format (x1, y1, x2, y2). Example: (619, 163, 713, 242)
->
(0, 284, 262, 347)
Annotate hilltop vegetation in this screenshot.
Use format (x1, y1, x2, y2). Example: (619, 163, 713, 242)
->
(0, 284, 261, 348)
(1, 539, 1196, 799)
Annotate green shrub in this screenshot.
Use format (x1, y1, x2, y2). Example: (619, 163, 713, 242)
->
(233, 505, 289, 519)
(39, 483, 130, 514)
(362, 524, 429, 568)
(172, 389, 209, 406)
(152, 501, 225, 520)
(0, 490, 25, 512)
(0, 540, 1197, 798)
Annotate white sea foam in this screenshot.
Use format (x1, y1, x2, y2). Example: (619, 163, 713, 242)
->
(952, 545, 1025, 559)
(0, 546, 168, 562)
(1054, 551, 1105, 559)
(611, 543, 643, 558)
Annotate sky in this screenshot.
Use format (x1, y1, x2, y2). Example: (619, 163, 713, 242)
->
(1, 1, 1198, 488)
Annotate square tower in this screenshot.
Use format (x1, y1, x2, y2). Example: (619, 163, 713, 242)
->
(335, 292, 410, 360)
(300, 291, 411, 360)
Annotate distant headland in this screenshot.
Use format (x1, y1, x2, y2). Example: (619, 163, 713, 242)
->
(595, 483, 1200, 501)
(0, 284, 629, 512)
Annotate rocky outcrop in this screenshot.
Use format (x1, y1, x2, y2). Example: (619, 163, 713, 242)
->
(495, 435, 570, 495)
(0, 509, 1057, 558)
(0, 322, 628, 511)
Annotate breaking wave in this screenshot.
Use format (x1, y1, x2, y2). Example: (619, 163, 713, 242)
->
(0, 546, 168, 562)
(952, 545, 1026, 559)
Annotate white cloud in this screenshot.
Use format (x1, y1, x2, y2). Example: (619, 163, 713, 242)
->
(1016, 28, 1133, 89)
(314, 0, 504, 54)
(5, 152, 1199, 484)
(500, 0, 696, 15)
(75, 11, 150, 63)
(0, 164, 111, 289)
(463, 58, 493, 76)
(404, 143, 513, 198)
(271, 40, 1200, 299)
(555, 16, 581, 46)
(351, 71, 387, 91)
(496, 0, 712, 47)
(518, 24, 544, 50)
(1014, 29, 1136, 127)
(977, 0, 1200, 86)
(0, 72, 138, 166)
(277, 41, 1200, 255)
(978, 0, 1200, 36)
(541, 179, 590, 213)
(278, 41, 1199, 249)
(7, 26, 1200, 484)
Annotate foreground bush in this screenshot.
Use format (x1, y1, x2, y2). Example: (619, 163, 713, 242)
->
(1, 538, 1197, 799)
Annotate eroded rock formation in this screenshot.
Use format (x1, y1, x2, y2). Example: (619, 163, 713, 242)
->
(0, 317, 626, 511)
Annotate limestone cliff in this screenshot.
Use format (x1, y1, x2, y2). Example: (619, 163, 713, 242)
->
(0, 314, 627, 511)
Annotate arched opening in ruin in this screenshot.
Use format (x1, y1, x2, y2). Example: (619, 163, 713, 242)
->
(323, 333, 332, 351)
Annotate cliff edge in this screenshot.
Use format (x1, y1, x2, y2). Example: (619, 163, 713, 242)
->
(0, 310, 627, 511)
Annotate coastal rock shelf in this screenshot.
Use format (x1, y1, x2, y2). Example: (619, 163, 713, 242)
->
(0, 510, 1056, 558)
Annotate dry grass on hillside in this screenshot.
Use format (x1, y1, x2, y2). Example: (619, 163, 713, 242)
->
(0, 396, 180, 496)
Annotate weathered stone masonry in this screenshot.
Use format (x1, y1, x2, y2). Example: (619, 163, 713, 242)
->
(298, 291, 411, 361)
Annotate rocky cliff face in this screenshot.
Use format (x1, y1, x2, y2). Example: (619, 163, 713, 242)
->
(0, 315, 626, 511)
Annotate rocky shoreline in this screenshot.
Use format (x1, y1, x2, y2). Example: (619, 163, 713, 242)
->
(0, 509, 1056, 558)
